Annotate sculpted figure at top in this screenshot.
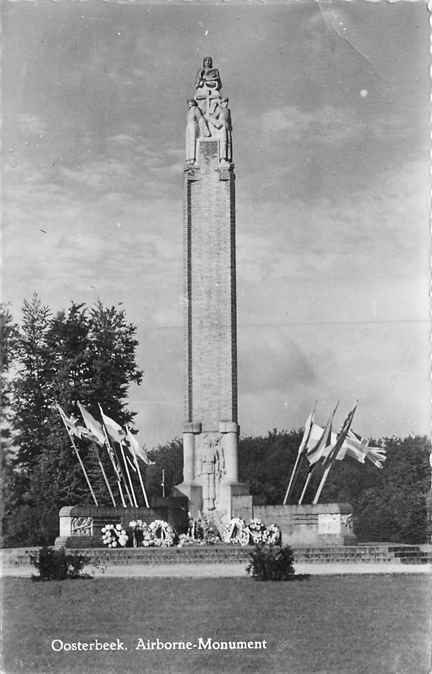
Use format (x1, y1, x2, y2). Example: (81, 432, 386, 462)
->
(186, 58, 232, 166)
(195, 56, 222, 96)
(185, 99, 210, 163)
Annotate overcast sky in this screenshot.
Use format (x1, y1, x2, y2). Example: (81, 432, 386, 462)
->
(3, 1, 429, 448)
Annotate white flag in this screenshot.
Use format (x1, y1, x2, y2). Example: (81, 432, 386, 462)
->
(77, 402, 105, 445)
(305, 407, 337, 465)
(99, 405, 125, 444)
(126, 426, 155, 465)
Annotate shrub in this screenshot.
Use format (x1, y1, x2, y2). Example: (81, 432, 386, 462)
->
(29, 547, 91, 581)
(247, 544, 295, 581)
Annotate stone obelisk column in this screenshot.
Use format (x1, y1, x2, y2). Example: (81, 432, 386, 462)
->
(177, 57, 249, 519)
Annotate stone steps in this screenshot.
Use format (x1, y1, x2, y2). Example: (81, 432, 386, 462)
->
(2, 543, 431, 568)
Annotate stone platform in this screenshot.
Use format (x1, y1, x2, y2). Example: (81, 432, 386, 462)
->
(252, 502, 357, 546)
(54, 498, 188, 548)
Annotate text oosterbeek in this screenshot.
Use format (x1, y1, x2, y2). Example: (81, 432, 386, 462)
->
(50, 637, 268, 653)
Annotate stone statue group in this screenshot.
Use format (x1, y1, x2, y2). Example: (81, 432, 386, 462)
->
(186, 57, 232, 166)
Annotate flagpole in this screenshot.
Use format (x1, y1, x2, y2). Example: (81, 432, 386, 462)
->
(101, 425, 127, 507)
(93, 444, 117, 507)
(284, 408, 316, 505)
(119, 440, 138, 507)
(136, 457, 150, 508)
(313, 463, 333, 505)
(98, 404, 134, 507)
(126, 426, 150, 508)
(312, 404, 357, 505)
(298, 471, 313, 505)
(283, 452, 303, 505)
(57, 405, 99, 507)
(134, 452, 150, 508)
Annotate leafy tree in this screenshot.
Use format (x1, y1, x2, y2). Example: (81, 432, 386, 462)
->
(239, 429, 302, 505)
(0, 304, 19, 433)
(2, 296, 144, 546)
(146, 439, 183, 501)
(325, 435, 430, 544)
(11, 294, 52, 473)
(87, 301, 143, 424)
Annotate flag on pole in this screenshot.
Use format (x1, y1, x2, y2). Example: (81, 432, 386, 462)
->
(304, 405, 338, 466)
(77, 402, 105, 445)
(337, 430, 386, 469)
(298, 405, 338, 504)
(126, 426, 151, 508)
(98, 405, 125, 444)
(321, 405, 357, 471)
(312, 405, 357, 505)
(57, 405, 89, 440)
(297, 412, 315, 458)
(98, 406, 137, 505)
(56, 403, 99, 506)
(283, 410, 315, 504)
(126, 426, 155, 465)
(304, 423, 386, 469)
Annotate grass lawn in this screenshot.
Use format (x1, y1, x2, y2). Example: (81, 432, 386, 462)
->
(1, 574, 431, 673)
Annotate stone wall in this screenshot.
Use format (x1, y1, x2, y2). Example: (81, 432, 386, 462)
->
(253, 503, 356, 546)
(55, 497, 189, 548)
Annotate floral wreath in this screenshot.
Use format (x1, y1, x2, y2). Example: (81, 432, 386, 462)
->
(148, 520, 175, 547)
(247, 518, 266, 545)
(262, 523, 281, 545)
(101, 523, 128, 548)
(222, 517, 250, 546)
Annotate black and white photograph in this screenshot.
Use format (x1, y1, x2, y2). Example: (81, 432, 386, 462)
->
(1, 1, 431, 672)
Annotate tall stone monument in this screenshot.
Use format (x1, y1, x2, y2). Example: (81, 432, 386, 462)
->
(177, 57, 250, 520)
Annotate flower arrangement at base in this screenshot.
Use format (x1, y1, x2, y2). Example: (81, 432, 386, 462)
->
(141, 529, 155, 547)
(101, 524, 128, 548)
(148, 520, 175, 547)
(248, 518, 267, 545)
(222, 518, 250, 546)
(262, 524, 282, 545)
(203, 522, 222, 545)
(221, 518, 282, 547)
(178, 533, 205, 547)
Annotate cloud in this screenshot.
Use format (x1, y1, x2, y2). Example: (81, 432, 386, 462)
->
(17, 113, 48, 137)
(108, 134, 137, 146)
(261, 105, 361, 144)
(260, 103, 410, 145)
(239, 332, 316, 396)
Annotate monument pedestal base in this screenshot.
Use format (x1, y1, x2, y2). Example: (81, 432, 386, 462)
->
(174, 481, 251, 521)
(55, 498, 188, 548)
(253, 503, 356, 546)
(172, 484, 203, 519)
